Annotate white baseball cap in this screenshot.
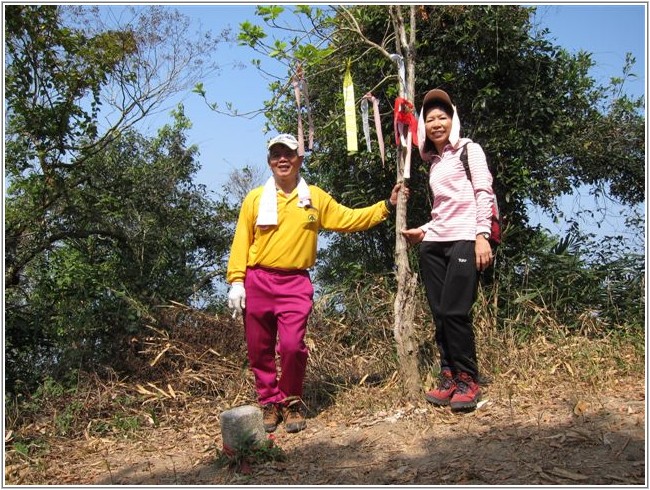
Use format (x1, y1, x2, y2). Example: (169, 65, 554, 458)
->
(267, 133, 299, 152)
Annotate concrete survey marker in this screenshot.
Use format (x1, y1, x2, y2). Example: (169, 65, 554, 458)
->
(219, 405, 266, 451)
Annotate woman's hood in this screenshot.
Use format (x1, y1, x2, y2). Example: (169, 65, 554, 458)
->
(417, 103, 462, 161)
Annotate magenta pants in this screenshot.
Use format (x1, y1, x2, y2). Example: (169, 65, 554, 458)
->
(243, 266, 314, 405)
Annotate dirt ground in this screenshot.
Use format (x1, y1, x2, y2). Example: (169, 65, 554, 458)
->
(5, 376, 645, 486)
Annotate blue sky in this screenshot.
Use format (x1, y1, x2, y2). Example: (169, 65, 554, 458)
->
(147, 3, 646, 243)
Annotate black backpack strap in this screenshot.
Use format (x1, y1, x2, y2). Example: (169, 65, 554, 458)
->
(459, 142, 472, 182)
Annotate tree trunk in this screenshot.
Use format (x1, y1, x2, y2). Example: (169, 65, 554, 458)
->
(391, 5, 421, 400)
(393, 179, 421, 399)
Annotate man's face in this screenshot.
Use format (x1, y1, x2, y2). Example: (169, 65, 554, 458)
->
(268, 144, 302, 182)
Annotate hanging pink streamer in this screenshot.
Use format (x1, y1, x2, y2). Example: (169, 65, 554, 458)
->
(292, 73, 305, 156)
(292, 64, 314, 155)
(362, 93, 385, 166)
(302, 77, 314, 151)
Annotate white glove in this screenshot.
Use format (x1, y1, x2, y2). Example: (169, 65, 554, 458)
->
(227, 282, 246, 318)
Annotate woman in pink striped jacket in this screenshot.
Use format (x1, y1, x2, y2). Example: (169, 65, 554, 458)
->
(401, 89, 495, 413)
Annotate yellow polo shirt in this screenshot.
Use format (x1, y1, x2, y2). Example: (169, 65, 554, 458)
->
(226, 185, 391, 284)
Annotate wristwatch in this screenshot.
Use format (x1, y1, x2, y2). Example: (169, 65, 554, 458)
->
(478, 232, 490, 240)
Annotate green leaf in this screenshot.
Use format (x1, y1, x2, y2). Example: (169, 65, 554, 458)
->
(192, 82, 206, 97)
(256, 5, 284, 21)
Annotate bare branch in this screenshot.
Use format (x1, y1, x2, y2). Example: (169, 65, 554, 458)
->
(334, 6, 394, 60)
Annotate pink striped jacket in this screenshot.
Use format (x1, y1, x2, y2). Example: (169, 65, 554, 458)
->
(419, 138, 495, 242)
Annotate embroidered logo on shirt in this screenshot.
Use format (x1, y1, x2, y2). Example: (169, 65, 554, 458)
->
(308, 214, 317, 222)
(458, 258, 467, 263)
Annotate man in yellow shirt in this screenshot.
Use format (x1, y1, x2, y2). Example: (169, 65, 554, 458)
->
(227, 133, 407, 433)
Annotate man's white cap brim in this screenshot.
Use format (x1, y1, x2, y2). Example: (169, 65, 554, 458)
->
(267, 133, 299, 151)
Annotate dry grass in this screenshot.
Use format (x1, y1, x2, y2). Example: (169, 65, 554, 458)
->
(4, 293, 644, 484)
(474, 289, 643, 402)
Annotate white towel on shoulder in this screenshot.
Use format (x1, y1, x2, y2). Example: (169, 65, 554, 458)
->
(256, 176, 312, 227)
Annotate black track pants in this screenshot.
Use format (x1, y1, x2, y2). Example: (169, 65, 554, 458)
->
(419, 240, 479, 378)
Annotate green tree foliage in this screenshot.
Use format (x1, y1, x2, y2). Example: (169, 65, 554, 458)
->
(4, 6, 135, 167)
(4, 5, 232, 394)
(5, 4, 224, 287)
(5, 111, 232, 395)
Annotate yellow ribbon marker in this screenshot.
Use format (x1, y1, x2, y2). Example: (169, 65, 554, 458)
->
(343, 61, 357, 155)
